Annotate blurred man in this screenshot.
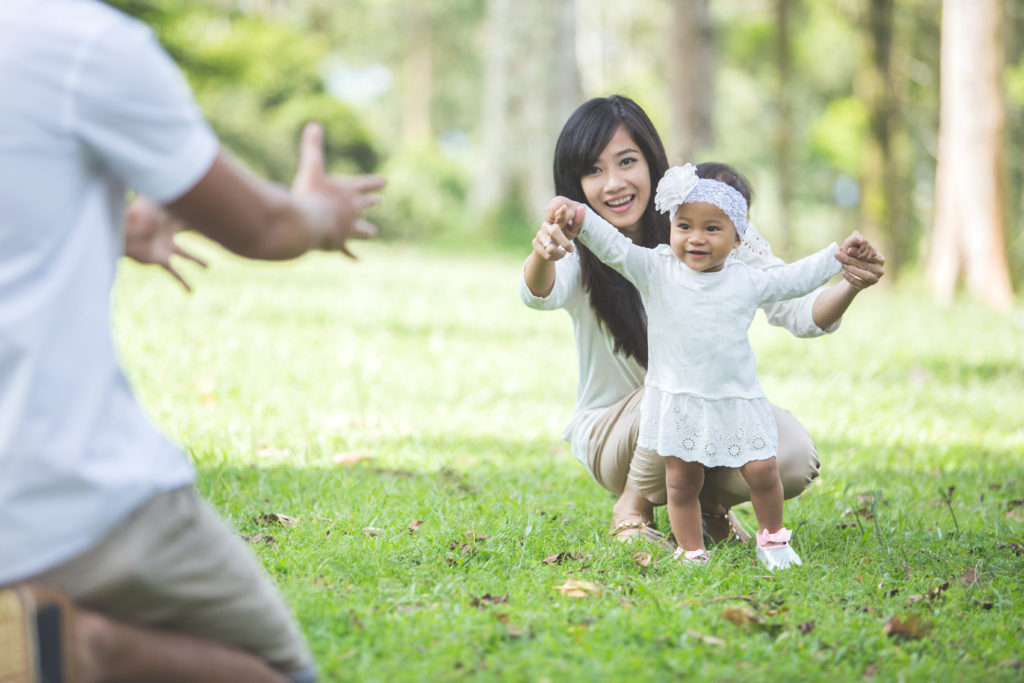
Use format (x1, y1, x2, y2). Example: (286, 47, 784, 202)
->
(0, 1, 385, 680)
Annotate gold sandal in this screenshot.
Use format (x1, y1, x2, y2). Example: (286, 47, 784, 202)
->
(702, 509, 752, 545)
(609, 520, 677, 549)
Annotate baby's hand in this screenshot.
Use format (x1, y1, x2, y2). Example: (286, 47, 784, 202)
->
(545, 197, 585, 237)
(836, 230, 885, 289)
(533, 197, 584, 261)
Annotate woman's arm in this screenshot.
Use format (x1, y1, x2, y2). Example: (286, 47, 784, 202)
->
(523, 203, 580, 297)
(739, 224, 884, 336)
(811, 231, 885, 329)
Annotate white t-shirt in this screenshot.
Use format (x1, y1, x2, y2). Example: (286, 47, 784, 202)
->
(0, 0, 218, 583)
(519, 216, 840, 467)
(579, 207, 841, 466)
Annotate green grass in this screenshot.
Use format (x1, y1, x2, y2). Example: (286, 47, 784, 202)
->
(114, 238, 1024, 682)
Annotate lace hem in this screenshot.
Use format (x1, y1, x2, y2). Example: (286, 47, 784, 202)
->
(637, 390, 778, 467)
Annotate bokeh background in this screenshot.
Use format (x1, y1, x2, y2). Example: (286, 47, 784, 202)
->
(112, 0, 1023, 310)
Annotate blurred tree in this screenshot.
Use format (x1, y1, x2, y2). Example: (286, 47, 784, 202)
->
(470, 0, 512, 213)
(470, 0, 581, 224)
(855, 0, 912, 273)
(774, 0, 794, 258)
(108, 0, 377, 183)
(669, 0, 714, 163)
(401, 4, 433, 144)
(927, 0, 1014, 309)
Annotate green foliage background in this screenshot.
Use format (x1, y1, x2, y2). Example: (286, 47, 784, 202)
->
(105, 0, 1024, 276)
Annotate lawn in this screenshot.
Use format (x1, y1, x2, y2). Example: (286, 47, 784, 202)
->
(114, 238, 1024, 682)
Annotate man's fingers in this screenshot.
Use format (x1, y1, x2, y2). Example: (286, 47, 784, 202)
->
(355, 192, 383, 213)
(292, 122, 326, 192)
(351, 219, 378, 240)
(173, 245, 208, 269)
(162, 263, 191, 292)
(346, 175, 387, 192)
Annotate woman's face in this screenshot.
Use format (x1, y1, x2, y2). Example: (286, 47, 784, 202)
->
(579, 124, 651, 241)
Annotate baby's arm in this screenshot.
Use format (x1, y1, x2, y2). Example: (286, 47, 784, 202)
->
(755, 242, 843, 303)
(576, 207, 654, 286)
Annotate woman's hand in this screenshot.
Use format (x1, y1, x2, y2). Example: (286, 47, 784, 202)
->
(532, 198, 585, 261)
(123, 196, 207, 291)
(836, 231, 885, 290)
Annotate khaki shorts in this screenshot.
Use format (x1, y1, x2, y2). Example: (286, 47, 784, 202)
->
(587, 386, 820, 507)
(24, 486, 314, 680)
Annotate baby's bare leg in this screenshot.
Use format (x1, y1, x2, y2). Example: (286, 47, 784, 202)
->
(739, 457, 784, 541)
(664, 456, 705, 552)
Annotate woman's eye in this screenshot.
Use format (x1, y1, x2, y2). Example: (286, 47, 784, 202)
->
(585, 166, 601, 176)
(621, 157, 637, 167)
(707, 225, 720, 232)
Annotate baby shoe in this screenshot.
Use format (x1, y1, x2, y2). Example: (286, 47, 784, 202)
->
(672, 547, 710, 567)
(755, 528, 802, 571)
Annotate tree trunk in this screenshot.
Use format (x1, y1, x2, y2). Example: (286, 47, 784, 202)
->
(521, 0, 582, 214)
(470, 0, 512, 211)
(400, 5, 433, 145)
(774, 0, 793, 260)
(927, 0, 1013, 309)
(668, 0, 713, 164)
(856, 0, 907, 275)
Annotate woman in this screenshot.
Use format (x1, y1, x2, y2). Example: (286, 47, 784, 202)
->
(520, 95, 884, 545)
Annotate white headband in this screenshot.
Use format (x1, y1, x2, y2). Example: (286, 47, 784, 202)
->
(654, 163, 748, 238)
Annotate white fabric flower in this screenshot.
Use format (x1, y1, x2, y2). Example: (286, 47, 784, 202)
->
(654, 163, 699, 215)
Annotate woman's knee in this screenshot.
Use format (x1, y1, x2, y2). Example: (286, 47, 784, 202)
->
(771, 405, 821, 499)
(626, 447, 667, 505)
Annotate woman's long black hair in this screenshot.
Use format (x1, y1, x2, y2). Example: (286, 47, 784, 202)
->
(553, 95, 670, 368)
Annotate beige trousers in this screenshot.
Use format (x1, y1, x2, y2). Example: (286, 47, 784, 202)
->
(23, 486, 315, 680)
(587, 386, 820, 507)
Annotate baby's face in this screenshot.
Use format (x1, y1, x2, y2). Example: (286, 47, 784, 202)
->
(669, 202, 741, 272)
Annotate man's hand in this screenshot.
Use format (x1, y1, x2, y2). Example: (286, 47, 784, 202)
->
(123, 196, 207, 291)
(291, 122, 386, 258)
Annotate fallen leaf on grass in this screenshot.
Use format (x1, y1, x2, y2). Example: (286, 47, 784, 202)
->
(685, 629, 725, 646)
(961, 566, 980, 587)
(555, 578, 602, 598)
(493, 613, 524, 637)
(999, 542, 1024, 557)
(255, 513, 297, 527)
(449, 540, 474, 555)
(882, 614, 932, 640)
(242, 533, 276, 545)
(631, 551, 653, 568)
(998, 659, 1023, 670)
(906, 581, 950, 605)
(470, 594, 508, 608)
(722, 607, 764, 628)
(542, 552, 586, 565)
(466, 531, 489, 542)
(863, 664, 878, 679)
(408, 520, 423, 532)
(363, 527, 382, 537)
(798, 621, 815, 634)
(331, 452, 372, 465)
